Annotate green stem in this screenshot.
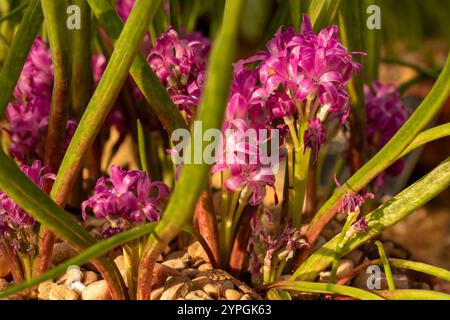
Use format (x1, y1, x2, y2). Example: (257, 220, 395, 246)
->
(71, 0, 92, 118)
(338, 258, 450, 285)
(123, 241, 139, 300)
(289, 120, 310, 227)
(137, 119, 149, 174)
(398, 123, 450, 158)
(330, 212, 358, 283)
(35, 0, 72, 278)
(375, 241, 395, 290)
(41, 0, 71, 171)
(264, 280, 383, 300)
(18, 253, 33, 281)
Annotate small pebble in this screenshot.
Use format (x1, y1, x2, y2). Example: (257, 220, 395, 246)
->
(83, 271, 98, 286)
(51, 242, 78, 265)
(150, 287, 164, 300)
(160, 276, 192, 300)
(225, 289, 242, 300)
(198, 263, 213, 271)
(203, 283, 224, 299)
(336, 259, 354, 279)
(48, 285, 79, 300)
(0, 278, 8, 291)
(181, 268, 199, 279)
(37, 280, 56, 300)
(162, 258, 187, 270)
(82, 280, 112, 300)
(187, 242, 208, 262)
(240, 294, 252, 300)
(165, 250, 188, 260)
(220, 280, 234, 290)
(185, 290, 213, 300)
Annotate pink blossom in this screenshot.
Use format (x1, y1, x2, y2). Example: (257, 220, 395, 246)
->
(82, 165, 170, 236)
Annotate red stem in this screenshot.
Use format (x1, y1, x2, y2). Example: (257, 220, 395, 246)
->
(228, 206, 254, 278)
(1, 241, 24, 284)
(194, 189, 221, 268)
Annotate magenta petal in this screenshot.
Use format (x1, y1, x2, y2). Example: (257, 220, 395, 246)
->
(224, 175, 245, 192)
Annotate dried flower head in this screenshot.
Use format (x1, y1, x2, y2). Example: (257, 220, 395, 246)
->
(334, 176, 374, 214)
(249, 210, 308, 280)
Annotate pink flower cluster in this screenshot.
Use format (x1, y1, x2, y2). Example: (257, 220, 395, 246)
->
(3, 37, 77, 163)
(147, 28, 211, 116)
(82, 165, 170, 236)
(365, 82, 411, 189)
(214, 15, 361, 205)
(0, 160, 54, 253)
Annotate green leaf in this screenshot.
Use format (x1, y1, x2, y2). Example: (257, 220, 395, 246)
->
(0, 0, 43, 116)
(0, 222, 157, 299)
(137, 119, 149, 174)
(293, 157, 450, 281)
(398, 123, 450, 158)
(0, 149, 126, 298)
(0, 1, 28, 24)
(87, 0, 187, 134)
(51, 0, 162, 208)
(71, 0, 93, 118)
(305, 54, 450, 246)
(388, 259, 450, 282)
(289, 0, 301, 31)
(307, 0, 341, 31)
(362, 0, 381, 82)
(265, 280, 384, 300)
(376, 290, 450, 300)
(338, 0, 366, 167)
(375, 241, 395, 290)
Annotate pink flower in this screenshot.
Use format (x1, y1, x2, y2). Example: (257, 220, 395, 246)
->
(2, 37, 78, 162)
(365, 82, 410, 189)
(212, 164, 277, 206)
(147, 28, 210, 116)
(258, 15, 362, 123)
(82, 165, 170, 236)
(334, 176, 374, 214)
(116, 0, 135, 22)
(14, 37, 53, 101)
(353, 217, 369, 233)
(0, 160, 55, 253)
